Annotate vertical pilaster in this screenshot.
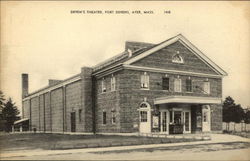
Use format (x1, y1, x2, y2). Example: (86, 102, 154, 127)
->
(62, 86, 66, 132)
(38, 95, 40, 131)
(49, 91, 52, 132)
(29, 98, 32, 131)
(43, 94, 46, 132)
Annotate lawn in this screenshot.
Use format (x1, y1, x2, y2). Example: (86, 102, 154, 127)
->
(0, 133, 204, 151)
(92, 141, 250, 154)
(223, 131, 250, 138)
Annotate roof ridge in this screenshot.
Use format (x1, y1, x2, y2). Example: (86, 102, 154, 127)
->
(93, 51, 128, 70)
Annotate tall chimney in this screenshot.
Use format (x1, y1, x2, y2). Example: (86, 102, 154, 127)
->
(22, 74, 29, 98)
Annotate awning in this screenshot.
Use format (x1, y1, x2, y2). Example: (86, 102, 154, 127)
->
(14, 118, 29, 125)
(154, 96, 222, 105)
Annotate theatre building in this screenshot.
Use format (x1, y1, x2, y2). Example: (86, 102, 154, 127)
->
(21, 34, 227, 134)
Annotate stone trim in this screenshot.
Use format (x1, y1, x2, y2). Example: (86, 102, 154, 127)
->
(123, 65, 223, 78)
(154, 96, 222, 105)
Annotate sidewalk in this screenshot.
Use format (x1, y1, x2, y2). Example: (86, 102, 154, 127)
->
(1, 134, 249, 159)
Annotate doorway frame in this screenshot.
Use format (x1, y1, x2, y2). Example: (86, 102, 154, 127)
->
(138, 102, 151, 133)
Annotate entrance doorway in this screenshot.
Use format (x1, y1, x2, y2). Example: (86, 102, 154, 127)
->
(160, 111, 168, 134)
(202, 105, 211, 132)
(168, 107, 191, 134)
(183, 111, 191, 133)
(71, 112, 76, 132)
(138, 102, 151, 133)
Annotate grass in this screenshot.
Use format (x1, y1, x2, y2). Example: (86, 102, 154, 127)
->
(92, 142, 250, 154)
(0, 133, 204, 151)
(223, 131, 250, 138)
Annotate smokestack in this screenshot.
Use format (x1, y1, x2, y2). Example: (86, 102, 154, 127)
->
(22, 74, 29, 98)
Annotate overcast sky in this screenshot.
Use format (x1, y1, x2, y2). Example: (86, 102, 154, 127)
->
(1, 1, 250, 113)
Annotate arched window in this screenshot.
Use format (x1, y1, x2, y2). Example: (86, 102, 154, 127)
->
(140, 102, 149, 108)
(172, 54, 184, 63)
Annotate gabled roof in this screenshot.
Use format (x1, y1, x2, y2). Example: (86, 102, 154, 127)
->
(93, 34, 227, 76)
(92, 42, 155, 72)
(123, 34, 227, 76)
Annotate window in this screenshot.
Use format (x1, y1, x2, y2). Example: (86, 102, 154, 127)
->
(111, 75, 116, 91)
(140, 102, 148, 108)
(79, 109, 82, 122)
(203, 111, 208, 122)
(102, 78, 106, 93)
(185, 112, 190, 131)
(174, 111, 182, 125)
(186, 78, 192, 92)
(162, 77, 170, 90)
(141, 72, 149, 89)
(111, 110, 116, 124)
(172, 54, 184, 63)
(140, 111, 147, 122)
(169, 111, 183, 125)
(203, 81, 210, 94)
(103, 111, 106, 124)
(174, 78, 182, 92)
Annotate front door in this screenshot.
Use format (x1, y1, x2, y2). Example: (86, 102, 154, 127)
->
(160, 111, 168, 134)
(183, 111, 191, 133)
(139, 111, 151, 133)
(71, 112, 76, 132)
(202, 105, 211, 132)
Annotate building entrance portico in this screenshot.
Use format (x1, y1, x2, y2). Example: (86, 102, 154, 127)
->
(159, 104, 191, 134)
(147, 96, 222, 134)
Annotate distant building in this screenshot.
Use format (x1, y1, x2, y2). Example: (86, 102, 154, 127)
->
(21, 34, 227, 134)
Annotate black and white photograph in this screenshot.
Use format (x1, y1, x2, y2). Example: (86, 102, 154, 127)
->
(0, 1, 250, 160)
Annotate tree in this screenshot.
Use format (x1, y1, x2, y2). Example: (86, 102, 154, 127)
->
(223, 96, 235, 131)
(0, 90, 5, 111)
(244, 108, 250, 124)
(223, 96, 245, 131)
(0, 91, 6, 131)
(2, 98, 20, 132)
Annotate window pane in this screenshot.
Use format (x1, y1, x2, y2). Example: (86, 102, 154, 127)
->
(141, 73, 149, 88)
(174, 79, 181, 92)
(162, 112, 167, 132)
(203, 82, 210, 94)
(111, 111, 116, 124)
(102, 79, 106, 92)
(170, 111, 173, 123)
(111, 76, 116, 91)
(174, 111, 182, 124)
(103, 112, 106, 124)
(185, 112, 189, 131)
(140, 111, 147, 122)
(79, 109, 82, 122)
(186, 79, 192, 92)
(162, 78, 169, 90)
(203, 111, 207, 122)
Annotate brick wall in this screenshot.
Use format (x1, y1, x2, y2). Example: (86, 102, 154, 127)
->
(65, 81, 82, 132)
(118, 69, 222, 133)
(51, 88, 63, 132)
(211, 104, 223, 131)
(30, 97, 39, 130)
(80, 67, 94, 132)
(132, 41, 218, 75)
(39, 95, 45, 131)
(95, 72, 121, 133)
(44, 92, 51, 132)
(23, 100, 30, 120)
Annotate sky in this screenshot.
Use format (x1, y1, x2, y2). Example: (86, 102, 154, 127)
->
(1, 1, 250, 113)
